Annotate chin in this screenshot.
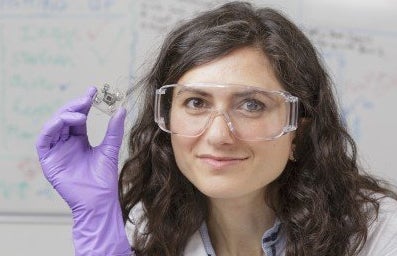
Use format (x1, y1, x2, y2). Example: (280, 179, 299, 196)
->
(195, 182, 251, 200)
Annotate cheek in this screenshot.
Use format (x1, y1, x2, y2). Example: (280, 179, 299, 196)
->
(171, 135, 193, 173)
(254, 138, 292, 178)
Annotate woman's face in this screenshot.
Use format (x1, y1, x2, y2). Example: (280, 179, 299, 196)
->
(171, 47, 294, 200)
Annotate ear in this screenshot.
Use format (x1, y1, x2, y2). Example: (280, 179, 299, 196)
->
(298, 117, 311, 127)
(296, 117, 311, 137)
(289, 117, 311, 162)
(289, 143, 296, 162)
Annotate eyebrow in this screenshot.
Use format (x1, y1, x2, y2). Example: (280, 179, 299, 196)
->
(176, 86, 271, 99)
(232, 89, 266, 98)
(176, 87, 212, 97)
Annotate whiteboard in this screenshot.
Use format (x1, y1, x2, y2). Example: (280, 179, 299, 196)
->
(1, 0, 396, 221)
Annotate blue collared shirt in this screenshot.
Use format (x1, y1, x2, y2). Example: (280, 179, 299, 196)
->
(199, 219, 285, 256)
(127, 196, 397, 255)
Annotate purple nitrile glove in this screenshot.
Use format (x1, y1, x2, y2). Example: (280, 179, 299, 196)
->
(35, 87, 131, 256)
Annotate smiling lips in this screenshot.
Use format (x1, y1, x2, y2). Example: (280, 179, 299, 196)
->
(198, 155, 248, 170)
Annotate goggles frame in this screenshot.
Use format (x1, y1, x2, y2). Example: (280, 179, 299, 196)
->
(154, 83, 299, 141)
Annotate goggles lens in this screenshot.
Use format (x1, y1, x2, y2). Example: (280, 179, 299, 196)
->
(155, 83, 298, 141)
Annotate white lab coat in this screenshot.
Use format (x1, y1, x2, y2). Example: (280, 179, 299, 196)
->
(126, 196, 397, 256)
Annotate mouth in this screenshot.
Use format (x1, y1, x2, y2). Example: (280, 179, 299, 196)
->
(197, 154, 248, 170)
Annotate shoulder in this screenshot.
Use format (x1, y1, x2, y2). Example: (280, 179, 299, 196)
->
(359, 196, 397, 256)
(124, 202, 207, 255)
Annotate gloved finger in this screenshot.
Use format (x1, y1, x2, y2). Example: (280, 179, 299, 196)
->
(63, 87, 97, 136)
(56, 87, 97, 116)
(101, 107, 127, 148)
(60, 126, 70, 142)
(36, 112, 88, 157)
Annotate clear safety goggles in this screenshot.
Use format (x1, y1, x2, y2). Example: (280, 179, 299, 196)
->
(154, 83, 299, 141)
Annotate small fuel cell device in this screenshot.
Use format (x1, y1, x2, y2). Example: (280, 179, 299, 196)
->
(93, 83, 125, 115)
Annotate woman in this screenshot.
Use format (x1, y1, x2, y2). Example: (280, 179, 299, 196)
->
(36, 2, 397, 255)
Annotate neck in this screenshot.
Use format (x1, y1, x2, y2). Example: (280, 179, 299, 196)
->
(207, 189, 275, 256)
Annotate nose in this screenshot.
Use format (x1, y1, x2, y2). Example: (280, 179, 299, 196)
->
(204, 112, 235, 144)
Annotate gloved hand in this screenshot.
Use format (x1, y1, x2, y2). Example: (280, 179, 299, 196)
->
(35, 87, 131, 256)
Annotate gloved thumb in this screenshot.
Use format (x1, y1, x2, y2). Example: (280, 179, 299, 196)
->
(101, 107, 127, 148)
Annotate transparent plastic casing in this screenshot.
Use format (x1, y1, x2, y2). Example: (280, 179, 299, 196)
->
(93, 83, 125, 115)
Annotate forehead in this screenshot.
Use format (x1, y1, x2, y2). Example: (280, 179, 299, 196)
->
(174, 83, 277, 97)
(177, 47, 283, 91)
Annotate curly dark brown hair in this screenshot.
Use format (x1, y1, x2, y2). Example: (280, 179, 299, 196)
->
(119, 1, 396, 255)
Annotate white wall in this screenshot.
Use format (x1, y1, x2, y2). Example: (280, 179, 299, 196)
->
(0, 223, 73, 256)
(1, 0, 397, 254)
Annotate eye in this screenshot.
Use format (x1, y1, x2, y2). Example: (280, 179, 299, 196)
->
(185, 97, 207, 109)
(241, 99, 265, 112)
